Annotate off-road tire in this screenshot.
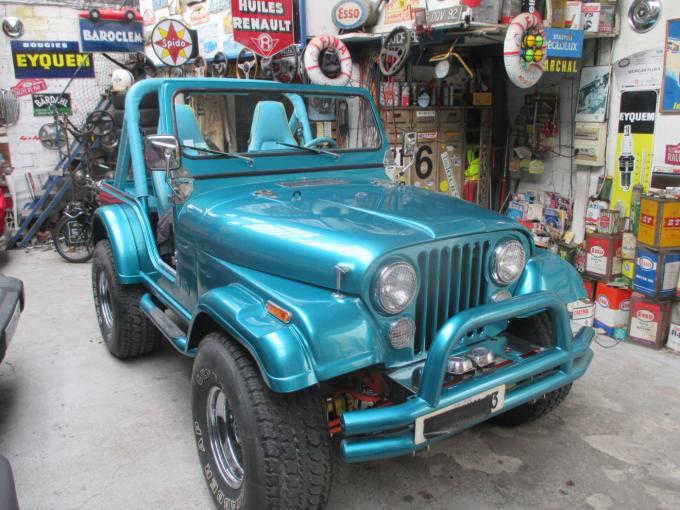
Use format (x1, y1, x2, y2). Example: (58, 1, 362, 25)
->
(192, 332, 332, 510)
(92, 240, 160, 358)
(490, 383, 572, 427)
(492, 312, 572, 426)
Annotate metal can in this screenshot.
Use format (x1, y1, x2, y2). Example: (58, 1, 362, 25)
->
(598, 209, 620, 234)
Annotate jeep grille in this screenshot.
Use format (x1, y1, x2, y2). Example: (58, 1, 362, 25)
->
(414, 240, 492, 354)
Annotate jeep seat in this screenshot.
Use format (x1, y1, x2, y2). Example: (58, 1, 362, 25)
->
(248, 101, 297, 152)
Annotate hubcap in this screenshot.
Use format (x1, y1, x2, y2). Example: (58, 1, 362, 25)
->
(97, 271, 113, 330)
(207, 386, 244, 489)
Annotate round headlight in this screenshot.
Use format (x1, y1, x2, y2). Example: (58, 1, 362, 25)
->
(374, 261, 418, 314)
(492, 239, 526, 285)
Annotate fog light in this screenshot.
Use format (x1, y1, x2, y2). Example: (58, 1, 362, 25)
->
(388, 317, 415, 349)
(447, 355, 474, 375)
(491, 290, 512, 303)
(468, 346, 495, 367)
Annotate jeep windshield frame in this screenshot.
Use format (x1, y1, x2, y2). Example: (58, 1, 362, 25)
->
(159, 80, 387, 179)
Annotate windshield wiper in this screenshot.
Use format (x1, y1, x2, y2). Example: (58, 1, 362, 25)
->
(276, 142, 339, 160)
(180, 144, 254, 166)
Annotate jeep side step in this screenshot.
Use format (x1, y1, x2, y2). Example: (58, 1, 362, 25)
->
(140, 293, 189, 353)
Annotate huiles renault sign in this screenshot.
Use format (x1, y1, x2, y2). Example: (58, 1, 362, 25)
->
(231, 0, 295, 57)
(79, 18, 144, 53)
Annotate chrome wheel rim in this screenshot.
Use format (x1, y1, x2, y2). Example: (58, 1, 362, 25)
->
(206, 386, 244, 489)
(97, 270, 113, 330)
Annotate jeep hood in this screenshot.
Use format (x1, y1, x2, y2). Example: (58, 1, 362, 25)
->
(183, 177, 526, 293)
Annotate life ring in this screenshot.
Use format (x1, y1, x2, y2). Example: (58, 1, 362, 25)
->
(304, 35, 353, 86)
(503, 12, 546, 88)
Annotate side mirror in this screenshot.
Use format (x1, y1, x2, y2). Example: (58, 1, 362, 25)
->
(144, 135, 181, 173)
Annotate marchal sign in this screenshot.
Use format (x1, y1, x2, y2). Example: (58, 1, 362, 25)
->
(230, 0, 295, 57)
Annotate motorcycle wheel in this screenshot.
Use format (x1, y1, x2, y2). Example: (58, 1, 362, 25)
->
(53, 214, 94, 263)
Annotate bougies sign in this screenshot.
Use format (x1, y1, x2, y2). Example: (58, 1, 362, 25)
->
(230, 0, 295, 57)
(11, 41, 94, 79)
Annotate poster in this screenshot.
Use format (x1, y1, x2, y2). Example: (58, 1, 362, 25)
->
(11, 41, 94, 79)
(661, 19, 680, 113)
(576, 66, 610, 122)
(611, 91, 657, 215)
(197, 22, 219, 58)
(230, 0, 295, 57)
(614, 48, 663, 92)
(384, 0, 425, 25)
(32, 93, 71, 116)
(79, 19, 144, 53)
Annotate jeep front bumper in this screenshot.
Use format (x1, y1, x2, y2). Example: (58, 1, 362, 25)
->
(340, 291, 594, 463)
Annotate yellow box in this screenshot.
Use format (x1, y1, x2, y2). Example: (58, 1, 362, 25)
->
(638, 196, 680, 248)
(622, 258, 635, 281)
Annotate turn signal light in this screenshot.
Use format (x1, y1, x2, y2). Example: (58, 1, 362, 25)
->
(265, 301, 291, 324)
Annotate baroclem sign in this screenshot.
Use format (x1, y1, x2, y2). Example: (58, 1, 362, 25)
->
(79, 19, 144, 53)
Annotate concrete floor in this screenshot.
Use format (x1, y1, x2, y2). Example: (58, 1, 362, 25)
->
(1, 248, 679, 510)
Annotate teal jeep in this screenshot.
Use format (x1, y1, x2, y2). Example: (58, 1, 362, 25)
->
(91, 78, 594, 510)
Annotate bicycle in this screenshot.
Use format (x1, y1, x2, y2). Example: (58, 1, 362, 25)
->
(52, 173, 100, 263)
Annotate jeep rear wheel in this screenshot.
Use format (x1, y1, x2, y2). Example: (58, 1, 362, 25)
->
(192, 332, 332, 510)
(92, 240, 160, 358)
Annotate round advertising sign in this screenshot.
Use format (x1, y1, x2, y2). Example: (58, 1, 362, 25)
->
(151, 19, 193, 67)
(332, 1, 369, 30)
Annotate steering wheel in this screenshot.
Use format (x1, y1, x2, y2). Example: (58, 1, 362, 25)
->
(304, 137, 338, 148)
(84, 110, 115, 137)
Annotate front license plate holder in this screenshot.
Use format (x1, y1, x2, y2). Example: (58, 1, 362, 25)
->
(414, 385, 505, 445)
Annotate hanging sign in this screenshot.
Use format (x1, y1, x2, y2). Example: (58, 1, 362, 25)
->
(611, 91, 657, 215)
(11, 41, 94, 79)
(230, 0, 295, 57)
(79, 19, 144, 53)
(151, 19, 195, 67)
(384, 0, 424, 25)
(332, 1, 370, 30)
(11, 78, 47, 97)
(32, 93, 71, 116)
(544, 28, 583, 74)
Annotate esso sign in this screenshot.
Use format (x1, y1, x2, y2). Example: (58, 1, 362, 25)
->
(332, 0, 369, 30)
(636, 309, 655, 321)
(638, 256, 654, 270)
(598, 295, 609, 308)
(590, 246, 605, 257)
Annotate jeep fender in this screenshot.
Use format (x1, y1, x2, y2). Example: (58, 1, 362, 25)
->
(92, 205, 142, 284)
(515, 250, 586, 304)
(189, 284, 318, 393)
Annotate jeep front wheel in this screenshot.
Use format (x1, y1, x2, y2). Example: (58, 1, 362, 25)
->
(192, 332, 332, 510)
(92, 240, 160, 358)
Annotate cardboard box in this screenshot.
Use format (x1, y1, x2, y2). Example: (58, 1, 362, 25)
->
(632, 246, 680, 298)
(638, 196, 680, 249)
(594, 282, 631, 337)
(628, 293, 672, 349)
(581, 2, 600, 32)
(565, 1, 582, 29)
(568, 299, 595, 334)
(586, 232, 622, 280)
(622, 231, 637, 259)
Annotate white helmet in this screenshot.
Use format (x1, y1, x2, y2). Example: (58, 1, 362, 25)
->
(111, 69, 135, 92)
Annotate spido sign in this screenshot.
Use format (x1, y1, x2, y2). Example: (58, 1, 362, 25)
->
(332, 0, 369, 30)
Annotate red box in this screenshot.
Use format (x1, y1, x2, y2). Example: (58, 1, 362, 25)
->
(594, 282, 631, 337)
(586, 232, 622, 280)
(628, 293, 673, 349)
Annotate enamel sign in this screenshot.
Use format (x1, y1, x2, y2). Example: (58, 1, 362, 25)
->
(151, 19, 194, 67)
(79, 18, 144, 53)
(11, 41, 94, 79)
(230, 0, 295, 57)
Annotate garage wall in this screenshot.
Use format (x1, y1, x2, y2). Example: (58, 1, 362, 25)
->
(0, 2, 120, 176)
